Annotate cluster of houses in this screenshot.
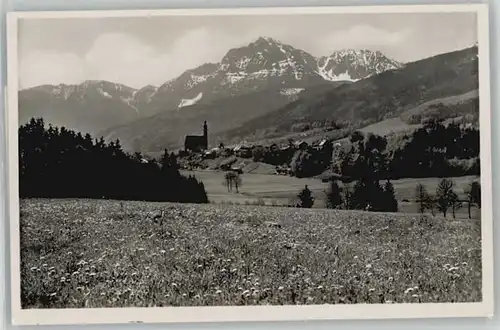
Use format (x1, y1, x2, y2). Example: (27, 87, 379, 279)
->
(181, 121, 344, 175)
(203, 137, 338, 157)
(201, 138, 333, 159)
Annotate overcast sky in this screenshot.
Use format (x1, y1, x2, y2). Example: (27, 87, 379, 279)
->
(18, 12, 477, 90)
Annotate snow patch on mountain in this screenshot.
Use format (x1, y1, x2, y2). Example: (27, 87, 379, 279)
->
(178, 92, 203, 108)
(280, 88, 305, 100)
(50, 84, 76, 100)
(186, 74, 214, 89)
(317, 68, 359, 82)
(276, 42, 302, 80)
(235, 56, 251, 70)
(280, 88, 304, 96)
(97, 87, 112, 99)
(222, 73, 244, 84)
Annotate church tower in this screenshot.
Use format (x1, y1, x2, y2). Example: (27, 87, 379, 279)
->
(203, 121, 208, 149)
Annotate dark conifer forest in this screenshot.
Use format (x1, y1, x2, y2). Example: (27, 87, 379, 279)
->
(19, 118, 208, 203)
(388, 121, 479, 179)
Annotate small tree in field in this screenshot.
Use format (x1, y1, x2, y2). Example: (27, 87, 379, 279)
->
(436, 178, 455, 217)
(471, 181, 481, 208)
(297, 185, 314, 208)
(383, 180, 398, 212)
(233, 173, 242, 193)
(450, 191, 462, 219)
(415, 183, 429, 214)
(325, 180, 343, 209)
(464, 181, 481, 218)
(224, 171, 243, 193)
(426, 195, 437, 216)
(224, 172, 231, 192)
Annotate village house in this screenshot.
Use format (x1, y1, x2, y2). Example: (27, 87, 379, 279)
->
(233, 144, 254, 158)
(294, 140, 308, 150)
(203, 147, 220, 159)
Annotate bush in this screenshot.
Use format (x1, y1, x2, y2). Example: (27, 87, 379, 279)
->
(297, 185, 314, 208)
(325, 180, 343, 209)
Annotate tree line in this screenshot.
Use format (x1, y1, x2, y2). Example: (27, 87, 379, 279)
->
(19, 118, 208, 203)
(294, 177, 480, 219)
(294, 179, 398, 213)
(334, 121, 479, 182)
(415, 179, 481, 219)
(389, 121, 479, 179)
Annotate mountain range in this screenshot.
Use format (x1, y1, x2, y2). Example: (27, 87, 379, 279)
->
(221, 45, 479, 141)
(18, 37, 478, 155)
(98, 45, 479, 154)
(19, 37, 403, 135)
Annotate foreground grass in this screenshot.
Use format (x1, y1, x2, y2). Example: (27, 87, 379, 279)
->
(20, 199, 482, 309)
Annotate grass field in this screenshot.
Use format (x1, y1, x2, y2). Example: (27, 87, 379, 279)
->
(183, 170, 480, 216)
(358, 117, 419, 137)
(20, 198, 482, 308)
(183, 170, 328, 206)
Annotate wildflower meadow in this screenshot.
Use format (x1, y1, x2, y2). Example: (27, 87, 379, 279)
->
(20, 198, 482, 308)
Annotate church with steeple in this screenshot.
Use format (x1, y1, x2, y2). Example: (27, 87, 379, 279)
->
(184, 121, 208, 152)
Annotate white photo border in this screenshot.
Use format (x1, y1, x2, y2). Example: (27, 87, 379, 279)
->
(5, 3, 494, 326)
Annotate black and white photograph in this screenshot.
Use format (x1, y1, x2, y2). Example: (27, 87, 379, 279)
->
(6, 4, 493, 325)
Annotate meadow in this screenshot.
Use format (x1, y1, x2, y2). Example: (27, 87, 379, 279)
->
(183, 170, 480, 216)
(20, 198, 481, 308)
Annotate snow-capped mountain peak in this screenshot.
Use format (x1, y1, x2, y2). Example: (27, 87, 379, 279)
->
(217, 37, 320, 86)
(317, 49, 404, 82)
(114, 37, 405, 113)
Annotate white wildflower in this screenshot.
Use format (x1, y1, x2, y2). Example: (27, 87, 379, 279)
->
(404, 288, 414, 294)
